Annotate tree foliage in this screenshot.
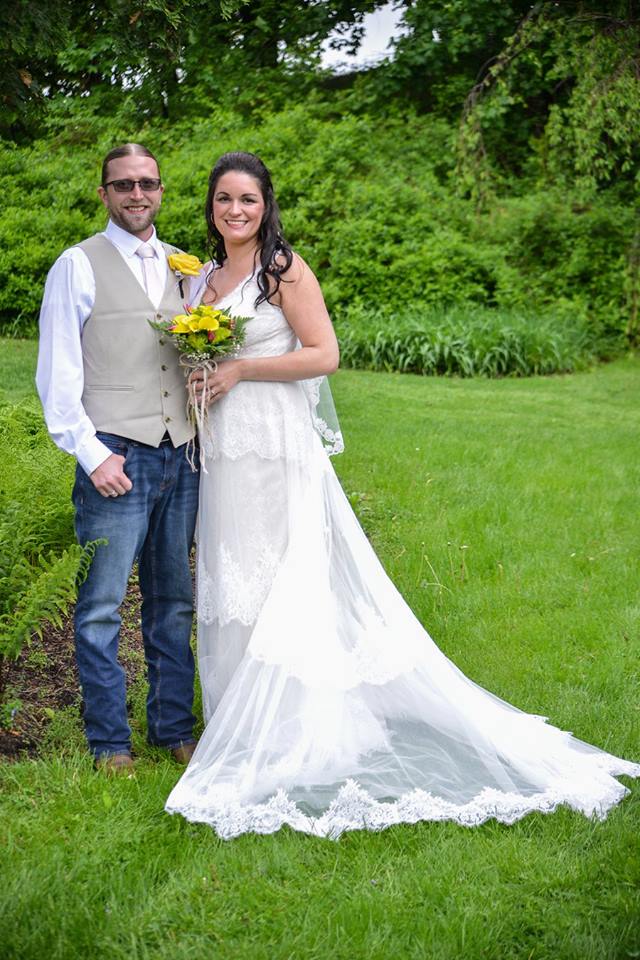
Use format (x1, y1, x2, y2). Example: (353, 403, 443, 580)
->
(448, 2, 640, 194)
(1, 0, 247, 137)
(381, 0, 536, 115)
(1, 0, 387, 138)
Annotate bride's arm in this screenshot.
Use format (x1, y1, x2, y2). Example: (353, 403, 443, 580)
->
(194, 254, 339, 402)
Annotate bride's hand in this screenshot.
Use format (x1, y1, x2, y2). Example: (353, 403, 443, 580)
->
(189, 360, 243, 405)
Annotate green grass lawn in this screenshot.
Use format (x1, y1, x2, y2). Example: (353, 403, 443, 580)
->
(0, 337, 38, 401)
(1, 345, 639, 959)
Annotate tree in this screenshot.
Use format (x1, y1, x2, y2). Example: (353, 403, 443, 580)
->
(373, 0, 535, 115)
(0, 0, 387, 139)
(447, 2, 640, 194)
(0, 0, 246, 139)
(1, 0, 72, 138)
(450, 0, 640, 344)
(199, 0, 382, 69)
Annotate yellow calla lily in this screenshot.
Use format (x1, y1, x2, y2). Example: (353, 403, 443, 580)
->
(197, 305, 223, 318)
(213, 327, 232, 342)
(170, 314, 192, 333)
(196, 314, 220, 332)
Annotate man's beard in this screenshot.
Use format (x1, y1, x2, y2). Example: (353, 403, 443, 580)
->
(109, 204, 158, 235)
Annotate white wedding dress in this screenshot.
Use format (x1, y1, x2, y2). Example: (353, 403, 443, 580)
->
(165, 273, 640, 839)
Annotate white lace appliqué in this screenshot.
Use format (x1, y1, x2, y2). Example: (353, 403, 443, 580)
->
(313, 415, 345, 456)
(166, 757, 640, 840)
(198, 544, 281, 627)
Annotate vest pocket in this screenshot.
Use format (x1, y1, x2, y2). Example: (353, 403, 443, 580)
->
(87, 385, 134, 391)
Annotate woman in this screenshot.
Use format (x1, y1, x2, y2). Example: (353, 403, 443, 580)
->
(165, 152, 639, 838)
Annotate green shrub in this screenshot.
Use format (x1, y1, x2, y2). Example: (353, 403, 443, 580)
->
(0, 99, 634, 345)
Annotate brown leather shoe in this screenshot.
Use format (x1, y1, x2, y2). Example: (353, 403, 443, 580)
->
(95, 753, 134, 775)
(171, 742, 197, 764)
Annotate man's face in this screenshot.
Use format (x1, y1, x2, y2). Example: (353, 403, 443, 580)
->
(97, 155, 164, 239)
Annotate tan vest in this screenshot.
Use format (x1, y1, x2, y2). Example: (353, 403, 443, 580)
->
(78, 234, 194, 447)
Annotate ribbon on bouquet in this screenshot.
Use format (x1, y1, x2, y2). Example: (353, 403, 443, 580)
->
(179, 354, 218, 474)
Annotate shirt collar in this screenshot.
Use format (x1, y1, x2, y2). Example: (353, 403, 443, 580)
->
(104, 220, 162, 259)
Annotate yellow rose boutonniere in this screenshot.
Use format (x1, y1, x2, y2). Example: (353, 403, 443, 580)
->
(167, 252, 204, 277)
(168, 252, 204, 298)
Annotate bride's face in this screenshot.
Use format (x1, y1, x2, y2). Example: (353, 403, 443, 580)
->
(212, 171, 265, 246)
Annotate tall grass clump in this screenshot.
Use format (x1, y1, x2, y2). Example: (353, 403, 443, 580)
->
(335, 304, 615, 377)
(0, 400, 96, 693)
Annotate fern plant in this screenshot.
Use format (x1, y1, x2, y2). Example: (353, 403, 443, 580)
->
(0, 543, 98, 687)
(0, 398, 100, 697)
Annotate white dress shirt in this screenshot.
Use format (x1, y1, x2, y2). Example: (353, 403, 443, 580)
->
(36, 220, 168, 475)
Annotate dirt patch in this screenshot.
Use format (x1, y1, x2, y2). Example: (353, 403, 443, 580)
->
(0, 573, 147, 760)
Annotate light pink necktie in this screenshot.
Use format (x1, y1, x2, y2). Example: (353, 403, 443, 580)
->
(135, 242, 157, 301)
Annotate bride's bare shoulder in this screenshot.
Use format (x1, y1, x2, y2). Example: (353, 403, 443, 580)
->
(277, 250, 309, 281)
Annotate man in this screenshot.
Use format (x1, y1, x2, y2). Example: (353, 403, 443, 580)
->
(37, 143, 199, 774)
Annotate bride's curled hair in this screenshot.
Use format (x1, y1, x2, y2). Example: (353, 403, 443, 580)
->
(204, 151, 294, 307)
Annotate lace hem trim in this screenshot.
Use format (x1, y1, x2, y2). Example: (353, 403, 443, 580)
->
(313, 415, 344, 456)
(200, 429, 311, 463)
(166, 762, 640, 840)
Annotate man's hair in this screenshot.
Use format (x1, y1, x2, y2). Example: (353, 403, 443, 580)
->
(101, 143, 161, 185)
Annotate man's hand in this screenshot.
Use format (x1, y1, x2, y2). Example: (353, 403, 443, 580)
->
(90, 454, 133, 498)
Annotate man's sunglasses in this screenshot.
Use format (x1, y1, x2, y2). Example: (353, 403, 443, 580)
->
(103, 178, 162, 193)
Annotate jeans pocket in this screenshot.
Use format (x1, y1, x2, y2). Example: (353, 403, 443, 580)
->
(96, 432, 130, 458)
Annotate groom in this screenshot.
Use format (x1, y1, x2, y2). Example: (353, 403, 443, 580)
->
(36, 143, 199, 773)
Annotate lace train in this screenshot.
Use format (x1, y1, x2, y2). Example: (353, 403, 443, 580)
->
(168, 435, 640, 839)
(166, 762, 639, 840)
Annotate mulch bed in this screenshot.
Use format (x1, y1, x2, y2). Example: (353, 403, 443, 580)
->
(0, 575, 146, 761)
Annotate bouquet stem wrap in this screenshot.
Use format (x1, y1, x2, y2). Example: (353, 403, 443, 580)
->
(180, 354, 218, 474)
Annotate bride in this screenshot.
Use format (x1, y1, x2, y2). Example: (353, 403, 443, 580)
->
(165, 151, 639, 839)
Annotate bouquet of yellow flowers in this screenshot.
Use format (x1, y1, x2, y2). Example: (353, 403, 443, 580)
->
(150, 303, 249, 471)
(153, 303, 247, 360)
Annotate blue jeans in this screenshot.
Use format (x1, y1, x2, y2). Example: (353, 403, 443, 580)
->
(72, 432, 199, 759)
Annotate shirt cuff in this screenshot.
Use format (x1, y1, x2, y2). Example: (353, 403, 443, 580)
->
(76, 435, 112, 476)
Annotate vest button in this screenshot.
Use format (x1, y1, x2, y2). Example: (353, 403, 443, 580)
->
(161, 364, 168, 371)
(156, 313, 163, 319)
(165, 416, 172, 423)
(159, 338, 166, 345)
(163, 390, 170, 397)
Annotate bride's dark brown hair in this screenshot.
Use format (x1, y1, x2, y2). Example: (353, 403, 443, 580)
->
(204, 151, 293, 306)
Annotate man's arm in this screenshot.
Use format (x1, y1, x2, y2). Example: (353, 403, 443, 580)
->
(36, 248, 129, 494)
